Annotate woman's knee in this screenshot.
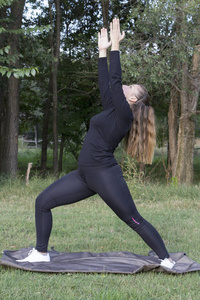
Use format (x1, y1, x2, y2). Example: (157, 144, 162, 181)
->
(35, 191, 55, 212)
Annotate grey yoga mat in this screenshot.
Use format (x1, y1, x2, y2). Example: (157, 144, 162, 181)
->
(1, 247, 200, 274)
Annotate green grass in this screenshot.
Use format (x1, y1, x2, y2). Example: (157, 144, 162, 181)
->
(0, 177, 200, 299)
(17, 147, 78, 177)
(16, 145, 200, 184)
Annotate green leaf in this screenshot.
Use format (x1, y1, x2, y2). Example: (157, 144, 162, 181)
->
(4, 46, 10, 54)
(18, 70, 25, 77)
(7, 71, 12, 78)
(31, 69, 36, 76)
(25, 69, 30, 77)
(0, 68, 7, 76)
(0, 28, 6, 34)
(13, 72, 19, 79)
(0, 0, 15, 8)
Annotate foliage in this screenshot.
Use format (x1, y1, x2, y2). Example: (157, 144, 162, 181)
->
(0, 0, 200, 178)
(18, 0, 102, 154)
(0, 0, 14, 8)
(120, 0, 200, 146)
(0, 0, 51, 78)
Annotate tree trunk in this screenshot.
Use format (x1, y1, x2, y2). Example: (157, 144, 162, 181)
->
(167, 7, 182, 178)
(175, 114, 195, 183)
(40, 78, 52, 174)
(58, 133, 66, 173)
(0, 0, 25, 177)
(49, 0, 60, 177)
(0, 76, 7, 174)
(0, 7, 7, 172)
(101, 0, 109, 28)
(168, 84, 179, 177)
(175, 45, 200, 184)
(1, 78, 19, 176)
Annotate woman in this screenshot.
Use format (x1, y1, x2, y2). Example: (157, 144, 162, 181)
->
(18, 18, 175, 269)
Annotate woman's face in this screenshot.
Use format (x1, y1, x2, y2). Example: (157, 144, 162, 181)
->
(122, 84, 142, 104)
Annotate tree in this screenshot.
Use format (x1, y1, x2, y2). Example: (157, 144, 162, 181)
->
(121, 0, 200, 184)
(2, 0, 198, 184)
(49, 0, 61, 177)
(101, 0, 109, 28)
(39, 0, 101, 173)
(0, 0, 44, 177)
(0, 0, 26, 177)
(175, 44, 200, 183)
(167, 2, 200, 184)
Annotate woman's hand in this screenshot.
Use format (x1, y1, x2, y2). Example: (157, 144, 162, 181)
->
(110, 18, 125, 51)
(98, 28, 112, 57)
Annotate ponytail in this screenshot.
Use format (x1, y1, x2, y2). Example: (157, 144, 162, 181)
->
(124, 87, 156, 164)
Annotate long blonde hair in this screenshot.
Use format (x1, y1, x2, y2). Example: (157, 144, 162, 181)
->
(124, 85, 156, 164)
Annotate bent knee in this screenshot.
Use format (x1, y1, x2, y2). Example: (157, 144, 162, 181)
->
(35, 191, 56, 211)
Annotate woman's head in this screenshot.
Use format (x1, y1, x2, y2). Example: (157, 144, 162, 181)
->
(124, 84, 156, 165)
(122, 84, 150, 106)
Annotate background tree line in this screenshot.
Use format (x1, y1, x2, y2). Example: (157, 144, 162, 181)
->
(0, 0, 200, 184)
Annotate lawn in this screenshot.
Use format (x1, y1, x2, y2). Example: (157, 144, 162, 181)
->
(0, 174, 200, 299)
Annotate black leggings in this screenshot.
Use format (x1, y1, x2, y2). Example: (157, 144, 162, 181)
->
(35, 163, 169, 259)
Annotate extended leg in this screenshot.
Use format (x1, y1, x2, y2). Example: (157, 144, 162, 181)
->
(84, 164, 169, 260)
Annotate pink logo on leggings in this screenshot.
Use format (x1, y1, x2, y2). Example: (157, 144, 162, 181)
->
(132, 217, 140, 225)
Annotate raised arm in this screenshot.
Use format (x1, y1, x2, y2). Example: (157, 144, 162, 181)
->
(98, 28, 113, 110)
(109, 19, 133, 123)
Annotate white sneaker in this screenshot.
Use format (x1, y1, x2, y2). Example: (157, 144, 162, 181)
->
(160, 258, 175, 269)
(17, 248, 50, 263)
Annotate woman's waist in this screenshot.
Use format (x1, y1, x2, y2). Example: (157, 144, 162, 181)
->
(78, 152, 117, 167)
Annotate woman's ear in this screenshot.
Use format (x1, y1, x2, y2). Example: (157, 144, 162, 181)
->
(128, 96, 138, 103)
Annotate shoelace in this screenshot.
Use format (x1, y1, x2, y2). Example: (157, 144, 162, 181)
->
(27, 248, 34, 256)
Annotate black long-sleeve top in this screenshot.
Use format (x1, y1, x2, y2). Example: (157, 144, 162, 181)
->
(78, 51, 133, 167)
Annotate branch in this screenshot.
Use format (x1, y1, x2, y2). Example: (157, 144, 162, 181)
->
(171, 81, 181, 93)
